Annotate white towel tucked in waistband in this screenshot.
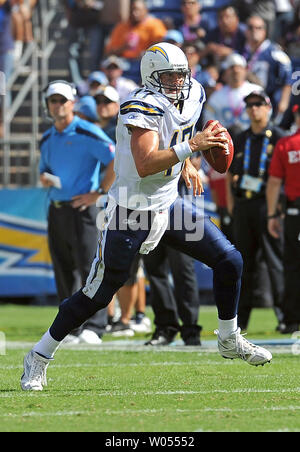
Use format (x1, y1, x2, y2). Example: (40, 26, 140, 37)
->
(139, 208, 169, 255)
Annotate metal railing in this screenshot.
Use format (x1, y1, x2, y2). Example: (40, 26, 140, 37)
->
(0, 0, 58, 187)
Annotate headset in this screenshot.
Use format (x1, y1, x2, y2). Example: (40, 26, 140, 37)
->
(42, 80, 77, 121)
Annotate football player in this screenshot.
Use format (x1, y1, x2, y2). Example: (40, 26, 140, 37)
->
(21, 43, 272, 391)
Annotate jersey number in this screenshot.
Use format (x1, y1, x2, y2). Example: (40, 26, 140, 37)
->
(165, 125, 194, 176)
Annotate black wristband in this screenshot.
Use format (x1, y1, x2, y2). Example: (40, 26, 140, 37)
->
(267, 213, 280, 220)
(97, 187, 107, 195)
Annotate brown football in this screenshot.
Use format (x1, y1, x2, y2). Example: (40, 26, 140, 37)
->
(202, 120, 234, 173)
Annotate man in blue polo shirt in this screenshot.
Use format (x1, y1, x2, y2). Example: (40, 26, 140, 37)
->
(40, 80, 115, 344)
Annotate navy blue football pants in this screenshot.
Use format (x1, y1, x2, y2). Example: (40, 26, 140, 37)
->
(50, 197, 243, 341)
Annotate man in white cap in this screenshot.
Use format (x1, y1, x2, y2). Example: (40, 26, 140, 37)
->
(101, 55, 138, 104)
(203, 53, 262, 137)
(39, 80, 115, 345)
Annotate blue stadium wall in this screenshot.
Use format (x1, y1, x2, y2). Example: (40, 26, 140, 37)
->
(0, 187, 217, 297)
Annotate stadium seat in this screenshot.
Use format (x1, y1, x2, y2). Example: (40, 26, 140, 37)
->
(146, 0, 182, 27)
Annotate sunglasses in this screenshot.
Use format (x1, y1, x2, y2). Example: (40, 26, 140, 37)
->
(248, 25, 266, 31)
(95, 96, 112, 105)
(49, 98, 68, 105)
(246, 101, 267, 108)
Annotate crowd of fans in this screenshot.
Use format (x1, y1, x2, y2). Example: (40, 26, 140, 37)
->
(1, 0, 300, 340)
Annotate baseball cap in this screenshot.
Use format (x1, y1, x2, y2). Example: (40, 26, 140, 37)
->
(88, 71, 108, 86)
(222, 53, 247, 70)
(101, 55, 128, 70)
(74, 96, 99, 122)
(164, 30, 184, 44)
(244, 90, 272, 106)
(94, 86, 120, 103)
(45, 81, 76, 101)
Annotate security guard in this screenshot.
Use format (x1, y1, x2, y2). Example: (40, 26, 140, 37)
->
(227, 90, 286, 330)
(267, 103, 300, 334)
(40, 80, 115, 344)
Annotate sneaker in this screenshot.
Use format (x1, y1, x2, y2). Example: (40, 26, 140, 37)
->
(62, 334, 80, 345)
(145, 329, 176, 346)
(78, 329, 102, 345)
(21, 350, 51, 391)
(215, 328, 272, 366)
(130, 315, 152, 333)
(110, 321, 135, 337)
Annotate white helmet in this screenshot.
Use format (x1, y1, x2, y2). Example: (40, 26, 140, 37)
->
(140, 42, 192, 101)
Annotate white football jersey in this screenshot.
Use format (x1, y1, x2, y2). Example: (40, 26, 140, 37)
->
(109, 78, 206, 211)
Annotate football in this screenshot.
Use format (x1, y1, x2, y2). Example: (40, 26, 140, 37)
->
(202, 120, 234, 173)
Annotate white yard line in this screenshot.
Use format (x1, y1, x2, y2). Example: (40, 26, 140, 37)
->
(4, 341, 296, 354)
(0, 405, 300, 419)
(0, 388, 299, 399)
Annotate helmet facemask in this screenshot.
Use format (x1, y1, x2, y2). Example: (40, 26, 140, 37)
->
(146, 68, 192, 101)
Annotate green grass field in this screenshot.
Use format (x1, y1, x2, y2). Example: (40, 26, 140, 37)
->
(0, 304, 300, 432)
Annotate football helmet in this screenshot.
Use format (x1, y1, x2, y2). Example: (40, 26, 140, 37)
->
(140, 42, 192, 101)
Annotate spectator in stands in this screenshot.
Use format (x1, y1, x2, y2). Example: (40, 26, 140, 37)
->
(203, 53, 262, 136)
(104, 0, 167, 60)
(101, 55, 138, 104)
(0, 0, 14, 80)
(63, 0, 104, 85)
(11, 0, 37, 62)
(281, 3, 300, 70)
(97, 0, 130, 64)
(179, 0, 210, 43)
(164, 29, 184, 47)
(74, 95, 99, 124)
(273, 0, 294, 43)
(243, 14, 293, 121)
(87, 71, 108, 96)
(0, 0, 14, 137)
(200, 5, 247, 66)
(74, 70, 108, 97)
(232, 0, 276, 37)
(94, 85, 119, 142)
(39, 80, 115, 345)
(182, 41, 220, 99)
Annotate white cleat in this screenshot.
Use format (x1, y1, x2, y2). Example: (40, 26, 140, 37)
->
(21, 350, 51, 391)
(129, 316, 152, 334)
(215, 328, 272, 366)
(78, 329, 102, 345)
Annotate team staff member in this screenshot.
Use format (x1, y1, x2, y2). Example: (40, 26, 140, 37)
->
(267, 103, 300, 334)
(227, 90, 285, 331)
(40, 80, 115, 344)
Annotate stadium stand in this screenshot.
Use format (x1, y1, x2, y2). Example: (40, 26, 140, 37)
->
(0, 0, 67, 187)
